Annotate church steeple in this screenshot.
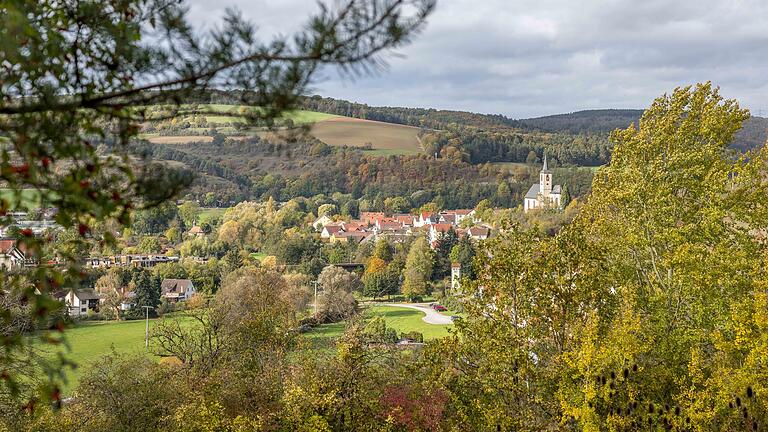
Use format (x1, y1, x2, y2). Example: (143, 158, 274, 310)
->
(540, 152, 552, 196)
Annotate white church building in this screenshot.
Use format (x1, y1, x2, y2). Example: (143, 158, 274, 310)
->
(523, 154, 563, 212)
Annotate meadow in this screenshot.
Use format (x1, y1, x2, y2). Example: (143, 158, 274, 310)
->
(43, 303, 452, 394)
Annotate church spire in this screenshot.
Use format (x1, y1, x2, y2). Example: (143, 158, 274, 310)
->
(542, 152, 548, 171)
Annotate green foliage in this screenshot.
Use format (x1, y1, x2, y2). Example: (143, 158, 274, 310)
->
(127, 270, 161, 318)
(449, 235, 476, 280)
(402, 237, 434, 300)
(178, 201, 202, 228)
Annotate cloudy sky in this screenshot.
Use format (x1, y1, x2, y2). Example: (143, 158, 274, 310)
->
(187, 0, 768, 118)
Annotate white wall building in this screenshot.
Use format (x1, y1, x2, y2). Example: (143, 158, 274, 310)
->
(523, 154, 562, 212)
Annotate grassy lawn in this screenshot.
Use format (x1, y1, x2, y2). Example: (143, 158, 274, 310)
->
(364, 305, 452, 340)
(41, 302, 452, 394)
(198, 207, 227, 224)
(300, 321, 346, 354)
(37, 318, 177, 393)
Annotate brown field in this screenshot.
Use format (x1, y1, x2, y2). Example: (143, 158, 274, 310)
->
(310, 117, 422, 154)
(144, 116, 424, 156)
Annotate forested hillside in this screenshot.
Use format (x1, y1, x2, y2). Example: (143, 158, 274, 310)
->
(300, 95, 767, 154)
(119, 134, 593, 208)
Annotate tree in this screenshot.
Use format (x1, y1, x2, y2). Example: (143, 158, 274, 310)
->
(372, 237, 394, 262)
(433, 227, 458, 279)
(449, 235, 476, 280)
(384, 196, 410, 213)
(495, 180, 512, 207)
(137, 236, 162, 254)
(402, 237, 434, 300)
(317, 203, 337, 217)
(362, 266, 400, 299)
(559, 183, 570, 207)
(94, 272, 124, 320)
(316, 266, 361, 322)
(525, 150, 539, 165)
(0, 0, 434, 409)
(179, 201, 202, 228)
(129, 270, 160, 318)
(365, 256, 388, 275)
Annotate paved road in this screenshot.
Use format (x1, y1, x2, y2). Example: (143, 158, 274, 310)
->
(381, 303, 454, 325)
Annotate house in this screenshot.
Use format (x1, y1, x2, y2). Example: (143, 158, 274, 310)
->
(0, 238, 26, 270)
(330, 231, 367, 244)
(452, 209, 476, 224)
(438, 213, 457, 225)
(360, 212, 386, 225)
(60, 289, 102, 316)
(312, 215, 334, 231)
(524, 154, 562, 212)
(428, 223, 455, 246)
(393, 214, 415, 227)
(188, 226, 205, 237)
(160, 279, 196, 302)
(341, 221, 366, 232)
(414, 212, 438, 228)
(375, 219, 402, 231)
(321, 224, 343, 239)
(467, 226, 490, 240)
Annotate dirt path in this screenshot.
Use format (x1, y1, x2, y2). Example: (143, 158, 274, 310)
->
(381, 303, 454, 325)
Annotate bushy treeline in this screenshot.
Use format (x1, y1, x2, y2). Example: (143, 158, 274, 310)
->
(152, 134, 595, 210)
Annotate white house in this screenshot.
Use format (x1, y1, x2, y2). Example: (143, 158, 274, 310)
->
(312, 214, 334, 231)
(61, 289, 102, 316)
(0, 239, 26, 270)
(413, 212, 438, 228)
(523, 154, 562, 212)
(467, 226, 490, 241)
(320, 224, 343, 239)
(160, 279, 196, 302)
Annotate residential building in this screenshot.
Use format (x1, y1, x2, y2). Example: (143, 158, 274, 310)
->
(0, 238, 26, 270)
(312, 214, 334, 230)
(60, 289, 101, 316)
(160, 279, 196, 302)
(467, 226, 490, 240)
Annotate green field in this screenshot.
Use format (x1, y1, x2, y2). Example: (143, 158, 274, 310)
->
(364, 305, 452, 340)
(38, 318, 175, 392)
(198, 207, 227, 224)
(148, 104, 339, 126)
(44, 303, 451, 394)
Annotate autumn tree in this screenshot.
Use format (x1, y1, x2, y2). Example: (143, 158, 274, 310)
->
(0, 0, 434, 406)
(402, 237, 434, 300)
(316, 265, 362, 322)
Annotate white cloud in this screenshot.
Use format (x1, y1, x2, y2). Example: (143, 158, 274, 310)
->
(185, 0, 768, 117)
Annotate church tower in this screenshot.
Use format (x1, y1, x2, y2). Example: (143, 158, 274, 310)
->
(540, 153, 552, 197)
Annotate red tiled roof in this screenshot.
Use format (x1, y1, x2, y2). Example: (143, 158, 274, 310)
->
(431, 223, 453, 233)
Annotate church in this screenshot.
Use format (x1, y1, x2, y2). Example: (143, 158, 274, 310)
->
(523, 154, 562, 212)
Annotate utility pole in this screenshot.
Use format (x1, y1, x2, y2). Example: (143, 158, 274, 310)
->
(310, 280, 320, 314)
(142, 306, 152, 349)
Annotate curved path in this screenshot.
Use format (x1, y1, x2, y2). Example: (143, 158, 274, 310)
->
(380, 303, 454, 325)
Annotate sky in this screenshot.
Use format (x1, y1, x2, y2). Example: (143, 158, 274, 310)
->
(186, 0, 768, 118)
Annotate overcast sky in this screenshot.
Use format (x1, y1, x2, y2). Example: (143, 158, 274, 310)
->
(187, 0, 768, 118)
